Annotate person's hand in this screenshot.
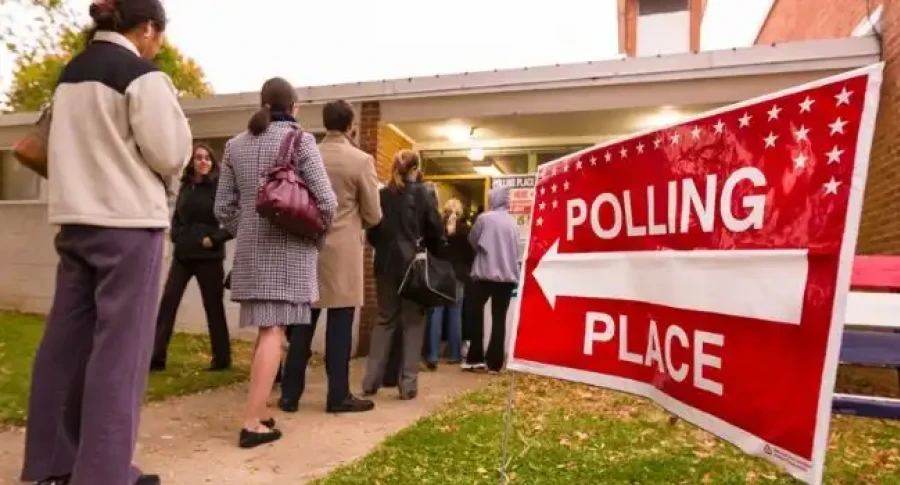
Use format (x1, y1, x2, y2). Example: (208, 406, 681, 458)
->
(202, 237, 213, 249)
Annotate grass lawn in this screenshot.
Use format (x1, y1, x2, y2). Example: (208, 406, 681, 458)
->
(317, 372, 900, 485)
(0, 311, 254, 427)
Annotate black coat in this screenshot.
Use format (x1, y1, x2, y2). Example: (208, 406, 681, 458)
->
(366, 181, 447, 279)
(171, 173, 232, 262)
(444, 217, 474, 283)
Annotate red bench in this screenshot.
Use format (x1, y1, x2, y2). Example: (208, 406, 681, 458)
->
(832, 255, 900, 419)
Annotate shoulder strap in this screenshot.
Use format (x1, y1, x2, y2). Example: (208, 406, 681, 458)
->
(276, 127, 299, 166)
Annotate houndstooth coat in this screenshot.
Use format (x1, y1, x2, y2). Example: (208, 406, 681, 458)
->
(215, 120, 337, 311)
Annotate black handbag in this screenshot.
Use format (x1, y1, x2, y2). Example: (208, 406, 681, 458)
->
(398, 245, 457, 307)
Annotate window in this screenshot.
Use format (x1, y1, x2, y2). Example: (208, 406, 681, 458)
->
(0, 151, 42, 201)
(639, 0, 688, 15)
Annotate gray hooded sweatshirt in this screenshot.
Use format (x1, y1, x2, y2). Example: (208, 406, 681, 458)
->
(469, 187, 520, 283)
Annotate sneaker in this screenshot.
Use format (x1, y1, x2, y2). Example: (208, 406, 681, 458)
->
(399, 390, 418, 400)
(136, 474, 161, 485)
(326, 395, 375, 414)
(461, 362, 486, 372)
(425, 361, 437, 371)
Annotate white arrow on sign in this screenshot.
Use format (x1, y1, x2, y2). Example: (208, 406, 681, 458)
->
(532, 240, 809, 325)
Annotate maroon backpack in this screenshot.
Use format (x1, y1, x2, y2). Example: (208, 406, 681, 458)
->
(256, 127, 326, 238)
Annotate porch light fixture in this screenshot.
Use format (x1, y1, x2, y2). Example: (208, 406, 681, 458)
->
(643, 107, 686, 129)
(445, 125, 474, 144)
(467, 146, 485, 162)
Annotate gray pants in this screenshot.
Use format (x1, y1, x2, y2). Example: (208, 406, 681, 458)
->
(362, 275, 425, 395)
(21, 225, 164, 485)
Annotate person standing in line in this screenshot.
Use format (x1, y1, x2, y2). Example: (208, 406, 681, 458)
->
(215, 77, 337, 448)
(425, 198, 472, 370)
(463, 186, 519, 373)
(279, 100, 382, 414)
(151, 144, 233, 372)
(20, 1, 192, 484)
(362, 150, 445, 399)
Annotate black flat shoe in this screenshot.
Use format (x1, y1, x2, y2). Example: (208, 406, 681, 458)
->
(261, 418, 275, 428)
(278, 398, 299, 413)
(326, 395, 375, 414)
(399, 390, 418, 401)
(425, 361, 437, 371)
(149, 361, 166, 372)
(136, 474, 161, 485)
(239, 428, 282, 448)
(36, 476, 69, 485)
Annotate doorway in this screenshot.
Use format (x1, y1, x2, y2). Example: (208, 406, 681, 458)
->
(424, 174, 489, 220)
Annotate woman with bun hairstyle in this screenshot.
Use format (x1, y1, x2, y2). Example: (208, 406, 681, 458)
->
(20, 1, 192, 484)
(215, 77, 337, 448)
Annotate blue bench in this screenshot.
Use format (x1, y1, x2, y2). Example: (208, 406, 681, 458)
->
(832, 256, 900, 419)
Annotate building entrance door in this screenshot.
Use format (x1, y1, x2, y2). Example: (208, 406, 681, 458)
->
(424, 174, 490, 221)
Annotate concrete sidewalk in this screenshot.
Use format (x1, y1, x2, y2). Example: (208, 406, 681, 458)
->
(0, 360, 486, 484)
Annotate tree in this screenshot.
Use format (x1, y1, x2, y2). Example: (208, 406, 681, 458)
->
(1, 1, 212, 112)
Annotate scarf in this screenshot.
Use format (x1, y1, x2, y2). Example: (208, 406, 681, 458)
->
(270, 111, 296, 123)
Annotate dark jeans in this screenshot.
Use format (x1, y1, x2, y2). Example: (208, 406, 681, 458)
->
(21, 226, 163, 485)
(466, 280, 516, 371)
(281, 307, 355, 407)
(152, 258, 231, 368)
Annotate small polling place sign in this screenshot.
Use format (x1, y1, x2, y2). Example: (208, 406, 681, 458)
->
(507, 64, 884, 484)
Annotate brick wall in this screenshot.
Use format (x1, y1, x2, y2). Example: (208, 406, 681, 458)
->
(757, 0, 900, 254)
(354, 104, 415, 356)
(859, 2, 900, 254)
(756, 0, 879, 43)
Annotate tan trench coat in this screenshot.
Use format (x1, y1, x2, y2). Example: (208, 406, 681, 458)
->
(315, 133, 382, 308)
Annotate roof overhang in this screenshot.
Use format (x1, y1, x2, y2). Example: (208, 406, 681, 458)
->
(0, 36, 881, 145)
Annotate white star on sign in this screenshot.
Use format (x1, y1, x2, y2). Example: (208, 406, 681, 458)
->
(764, 132, 779, 148)
(589, 156, 597, 166)
(826, 146, 844, 164)
(552, 199, 559, 209)
(563, 180, 570, 191)
(713, 120, 725, 134)
(829, 117, 848, 135)
(575, 159, 583, 170)
(794, 125, 810, 142)
(563, 163, 570, 173)
(670, 133, 681, 145)
(691, 126, 701, 140)
(653, 137, 662, 148)
(835, 87, 852, 106)
(536, 217, 544, 226)
(539, 201, 546, 211)
(636, 142, 645, 154)
(552, 165, 558, 175)
(551, 184, 558, 194)
(540, 187, 546, 196)
(767, 105, 782, 121)
(604, 152, 612, 162)
(620, 147, 628, 158)
(793, 153, 808, 169)
(739, 113, 752, 128)
(823, 177, 842, 195)
(799, 96, 815, 113)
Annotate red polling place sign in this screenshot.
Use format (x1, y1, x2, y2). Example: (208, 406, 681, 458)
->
(507, 64, 883, 484)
